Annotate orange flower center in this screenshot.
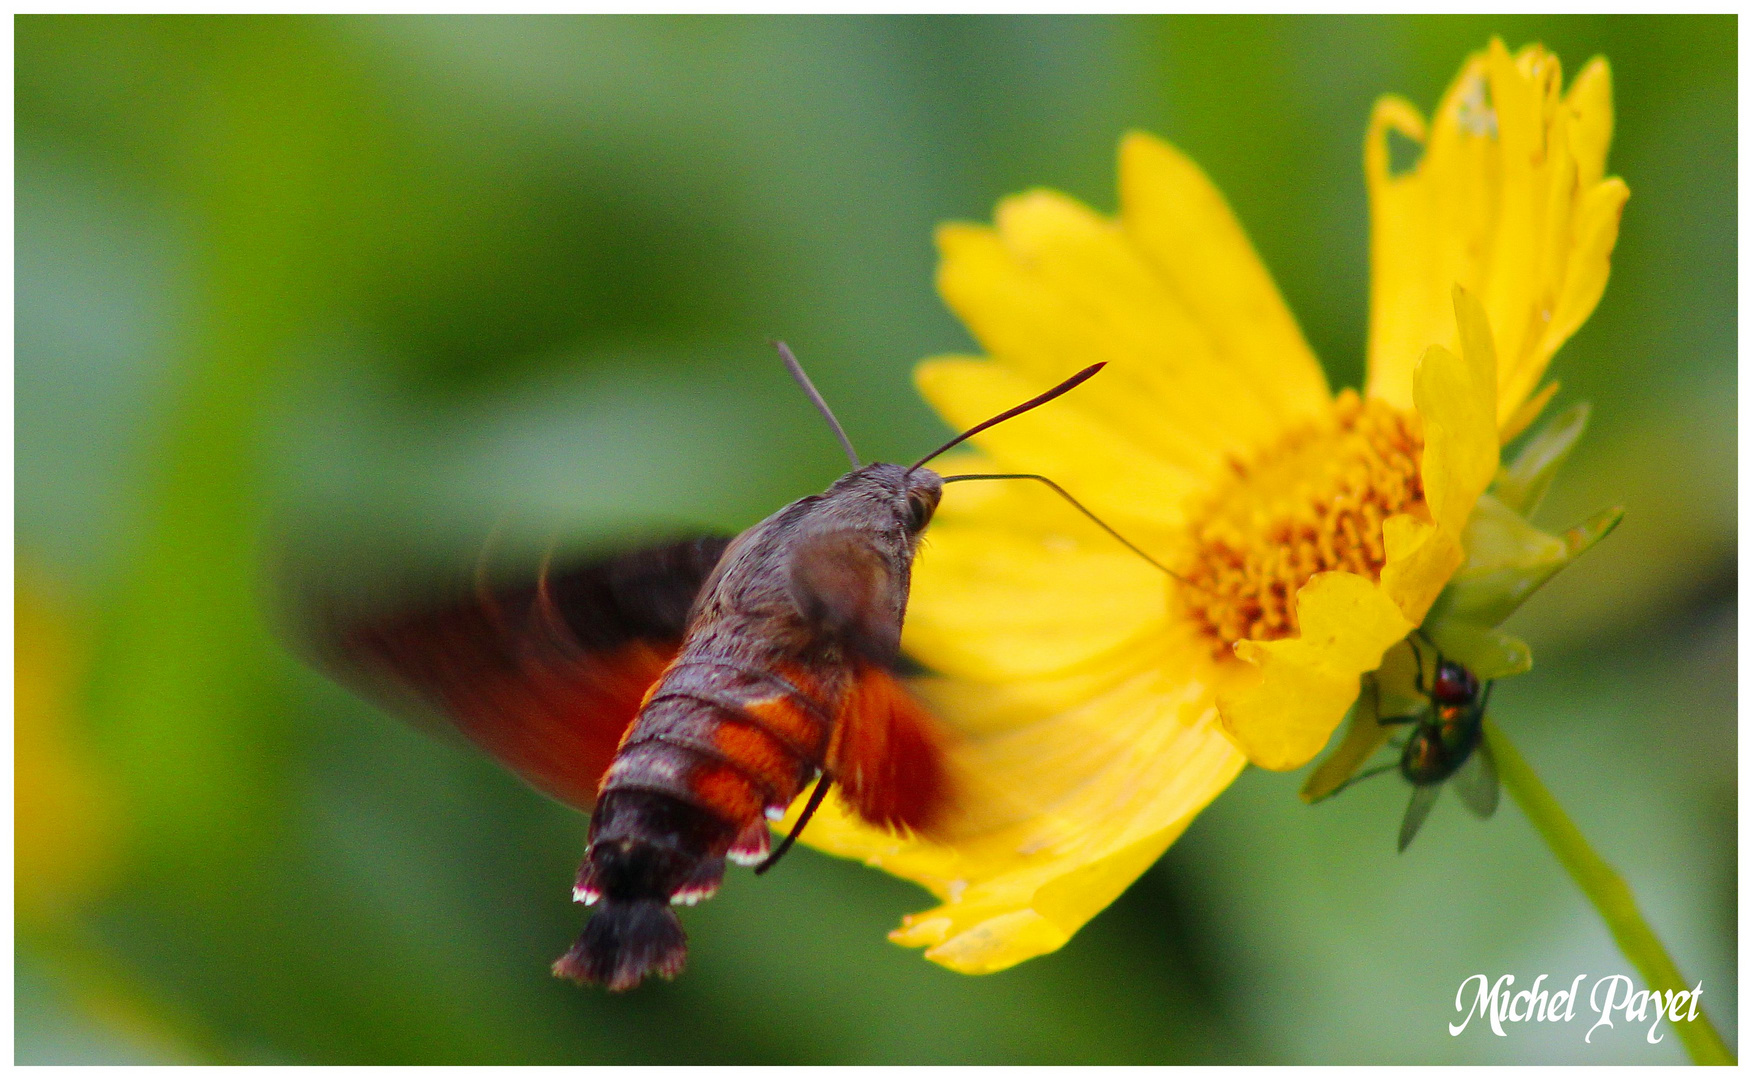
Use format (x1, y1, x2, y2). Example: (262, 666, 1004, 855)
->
(1179, 390, 1424, 653)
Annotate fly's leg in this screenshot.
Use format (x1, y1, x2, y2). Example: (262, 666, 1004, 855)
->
(1319, 761, 1399, 801)
(1406, 634, 1429, 697)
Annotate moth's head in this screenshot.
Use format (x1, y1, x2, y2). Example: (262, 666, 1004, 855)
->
(899, 466, 944, 533)
(827, 462, 943, 537)
(772, 341, 1099, 547)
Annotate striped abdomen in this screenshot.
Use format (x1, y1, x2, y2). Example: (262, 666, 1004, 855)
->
(553, 652, 842, 989)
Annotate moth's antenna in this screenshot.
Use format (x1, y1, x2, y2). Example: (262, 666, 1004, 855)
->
(775, 341, 860, 470)
(909, 362, 1104, 473)
(941, 472, 1179, 579)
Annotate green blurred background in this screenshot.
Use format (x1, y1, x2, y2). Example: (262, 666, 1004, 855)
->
(15, 14, 1735, 1064)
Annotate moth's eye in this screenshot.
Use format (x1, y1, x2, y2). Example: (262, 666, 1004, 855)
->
(906, 493, 934, 532)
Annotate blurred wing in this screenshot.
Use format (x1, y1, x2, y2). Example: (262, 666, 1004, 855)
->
(1452, 741, 1501, 820)
(829, 663, 954, 836)
(1397, 784, 1441, 852)
(309, 536, 732, 812)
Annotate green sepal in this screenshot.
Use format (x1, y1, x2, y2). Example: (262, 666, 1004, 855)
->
(1494, 402, 1591, 517)
(1417, 496, 1623, 682)
(1425, 495, 1625, 631)
(1422, 620, 1533, 680)
(1302, 641, 1419, 802)
(1371, 635, 1426, 718)
(1301, 677, 1389, 803)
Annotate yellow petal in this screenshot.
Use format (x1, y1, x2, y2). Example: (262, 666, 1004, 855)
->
(915, 357, 1205, 531)
(1376, 511, 1460, 627)
(934, 216, 1225, 476)
(1363, 73, 1481, 413)
(1428, 289, 1502, 534)
(906, 465, 1170, 682)
(1364, 39, 1626, 435)
(992, 189, 1291, 455)
(935, 147, 1335, 480)
(1518, 176, 1628, 414)
(1378, 289, 1500, 623)
(794, 630, 1246, 974)
(1218, 572, 1414, 771)
(1117, 131, 1330, 428)
(1566, 57, 1613, 189)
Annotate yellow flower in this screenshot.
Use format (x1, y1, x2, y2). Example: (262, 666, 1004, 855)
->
(791, 39, 1627, 974)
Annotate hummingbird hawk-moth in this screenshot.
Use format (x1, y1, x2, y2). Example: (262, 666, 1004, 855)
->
(300, 346, 1160, 991)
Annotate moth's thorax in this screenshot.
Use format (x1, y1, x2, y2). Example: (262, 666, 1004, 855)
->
(605, 461, 944, 838)
(685, 462, 942, 653)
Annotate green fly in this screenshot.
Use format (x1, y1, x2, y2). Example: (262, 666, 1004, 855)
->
(1324, 636, 1499, 851)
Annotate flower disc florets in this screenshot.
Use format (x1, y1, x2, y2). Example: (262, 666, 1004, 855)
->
(1182, 391, 1424, 652)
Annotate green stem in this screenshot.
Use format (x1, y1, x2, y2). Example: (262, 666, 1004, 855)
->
(1484, 718, 1734, 1065)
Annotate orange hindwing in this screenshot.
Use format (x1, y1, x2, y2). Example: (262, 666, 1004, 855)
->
(829, 665, 952, 835)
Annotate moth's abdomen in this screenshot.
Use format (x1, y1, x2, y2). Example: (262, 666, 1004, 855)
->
(554, 789, 724, 990)
(558, 656, 839, 990)
(606, 684, 829, 826)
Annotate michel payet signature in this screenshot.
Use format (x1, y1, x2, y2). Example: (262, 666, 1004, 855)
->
(1450, 974, 1705, 1045)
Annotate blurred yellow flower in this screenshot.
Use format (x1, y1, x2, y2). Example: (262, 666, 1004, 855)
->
(17, 568, 116, 922)
(789, 39, 1628, 974)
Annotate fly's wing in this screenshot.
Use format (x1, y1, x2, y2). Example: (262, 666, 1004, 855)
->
(1397, 784, 1441, 852)
(1452, 740, 1501, 820)
(303, 536, 732, 812)
(828, 663, 953, 835)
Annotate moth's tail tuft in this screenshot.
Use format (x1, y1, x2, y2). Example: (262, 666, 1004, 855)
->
(552, 899, 687, 992)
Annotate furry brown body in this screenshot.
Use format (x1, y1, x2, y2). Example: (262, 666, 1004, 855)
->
(555, 463, 949, 990)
